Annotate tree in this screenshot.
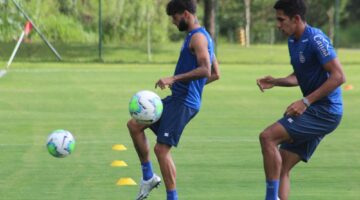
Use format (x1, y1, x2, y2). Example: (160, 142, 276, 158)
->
(306, 0, 348, 43)
(217, 0, 244, 42)
(344, 0, 360, 23)
(203, 0, 217, 41)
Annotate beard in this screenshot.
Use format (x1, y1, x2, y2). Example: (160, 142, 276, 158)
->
(178, 18, 189, 32)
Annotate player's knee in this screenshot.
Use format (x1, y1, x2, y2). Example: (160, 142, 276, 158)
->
(259, 130, 271, 145)
(127, 119, 139, 133)
(126, 120, 133, 130)
(259, 129, 279, 150)
(154, 145, 165, 156)
(154, 144, 171, 157)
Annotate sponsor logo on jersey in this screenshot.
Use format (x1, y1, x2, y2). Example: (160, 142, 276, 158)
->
(314, 34, 330, 57)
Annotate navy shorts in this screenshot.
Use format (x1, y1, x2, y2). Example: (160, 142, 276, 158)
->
(149, 97, 198, 147)
(278, 104, 342, 162)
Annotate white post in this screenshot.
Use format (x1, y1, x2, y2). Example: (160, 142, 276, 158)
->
(6, 31, 25, 70)
(244, 0, 251, 47)
(147, 4, 152, 62)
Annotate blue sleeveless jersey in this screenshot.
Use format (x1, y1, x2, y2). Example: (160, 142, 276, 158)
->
(170, 27, 214, 110)
(288, 25, 342, 115)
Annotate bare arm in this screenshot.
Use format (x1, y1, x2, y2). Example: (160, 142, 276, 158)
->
(206, 55, 220, 84)
(305, 58, 346, 104)
(256, 72, 298, 92)
(155, 33, 211, 90)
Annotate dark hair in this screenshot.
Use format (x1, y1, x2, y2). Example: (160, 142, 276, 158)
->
(274, 0, 307, 21)
(166, 0, 197, 16)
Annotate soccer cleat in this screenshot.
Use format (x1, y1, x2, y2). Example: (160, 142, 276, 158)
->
(136, 174, 161, 200)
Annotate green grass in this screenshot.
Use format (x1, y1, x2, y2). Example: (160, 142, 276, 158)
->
(0, 47, 359, 200)
(1, 42, 360, 65)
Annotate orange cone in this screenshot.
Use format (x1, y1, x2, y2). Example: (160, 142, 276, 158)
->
(344, 84, 354, 91)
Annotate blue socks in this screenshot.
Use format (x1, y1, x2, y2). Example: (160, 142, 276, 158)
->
(142, 162, 178, 200)
(167, 190, 178, 200)
(141, 161, 154, 181)
(265, 180, 279, 200)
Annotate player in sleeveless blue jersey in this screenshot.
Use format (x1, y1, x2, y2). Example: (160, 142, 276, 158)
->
(126, 0, 220, 199)
(256, 0, 346, 199)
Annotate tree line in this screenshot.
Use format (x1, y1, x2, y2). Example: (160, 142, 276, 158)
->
(0, 0, 359, 47)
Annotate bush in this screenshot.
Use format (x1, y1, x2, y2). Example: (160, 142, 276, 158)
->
(36, 14, 96, 43)
(339, 23, 360, 48)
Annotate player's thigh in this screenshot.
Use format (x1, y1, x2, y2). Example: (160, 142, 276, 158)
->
(280, 149, 301, 173)
(260, 122, 292, 144)
(155, 101, 198, 147)
(279, 106, 342, 142)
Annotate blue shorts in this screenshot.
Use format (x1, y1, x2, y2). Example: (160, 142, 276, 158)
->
(149, 97, 198, 147)
(278, 105, 342, 162)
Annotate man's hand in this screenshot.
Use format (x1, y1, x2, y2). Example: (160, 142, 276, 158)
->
(285, 99, 307, 117)
(256, 76, 276, 92)
(155, 76, 175, 90)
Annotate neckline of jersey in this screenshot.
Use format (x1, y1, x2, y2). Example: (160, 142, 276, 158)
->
(292, 24, 310, 42)
(188, 27, 204, 36)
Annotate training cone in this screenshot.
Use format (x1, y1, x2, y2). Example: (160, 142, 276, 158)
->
(111, 160, 128, 167)
(117, 178, 137, 186)
(112, 144, 127, 151)
(344, 84, 354, 91)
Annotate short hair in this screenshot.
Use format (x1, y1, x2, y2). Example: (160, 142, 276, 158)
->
(274, 0, 307, 21)
(166, 0, 197, 16)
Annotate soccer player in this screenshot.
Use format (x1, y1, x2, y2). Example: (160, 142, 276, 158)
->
(256, 0, 346, 199)
(126, 0, 220, 199)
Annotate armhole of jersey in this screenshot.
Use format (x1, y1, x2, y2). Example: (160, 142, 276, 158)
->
(189, 31, 208, 56)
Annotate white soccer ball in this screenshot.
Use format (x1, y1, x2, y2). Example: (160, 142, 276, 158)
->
(129, 90, 163, 125)
(46, 129, 75, 158)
